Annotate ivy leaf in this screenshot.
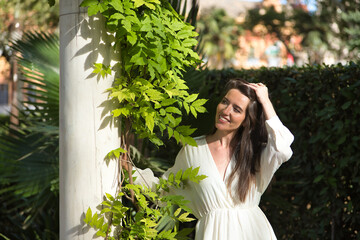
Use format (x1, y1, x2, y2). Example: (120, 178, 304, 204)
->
(165, 107, 182, 115)
(183, 136, 197, 146)
(177, 30, 192, 39)
(182, 38, 198, 47)
(173, 130, 180, 143)
(110, 90, 127, 103)
(175, 170, 182, 184)
(96, 229, 106, 237)
(183, 102, 190, 114)
(88, 4, 101, 16)
(96, 217, 104, 229)
(182, 167, 191, 180)
(133, 0, 146, 8)
(149, 136, 163, 146)
(107, 147, 127, 159)
(190, 106, 197, 118)
(109, 0, 124, 12)
(93, 63, 111, 78)
(158, 56, 168, 73)
(122, 19, 132, 32)
(185, 93, 198, 103)
(84, 207, 92, 224)
(188, 167, 207, 183)
(101, 223, 108, 233)
(178, 212, 195, 222)
(148, 0, 160, 4)
(127, 32, 138, 46)
(109, 13, 125, 20)
(146, 89, 164, 101)
(176, 125, 196, 136)
(157, 230, 177, 239)
(100, 208, 111, 214)
(195, 106, 207, 113)
(161, 98, 177, 107)
(174, 207, 181, 217)
(165, 113, 176, 126)
(130, 49, 147, 65)
(145, 114, 155, 132)
(174, 117, 182, 126)
(167, 127, 174, 139)
(148, 64, 156, 79)
(192, 99, 208, 107)
(112, 107, 130, 117)
(160, 109, 166, 116)
(80, 0, 98, 7)
(144, 2, 156, 10)
(171, 21, 185, 31)
(140, 22, 152, 32)
(90, 212, 98, 227)
(168, 173, 174, 183)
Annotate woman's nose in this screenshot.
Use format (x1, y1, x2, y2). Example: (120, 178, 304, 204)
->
(222, 105, 232, 114)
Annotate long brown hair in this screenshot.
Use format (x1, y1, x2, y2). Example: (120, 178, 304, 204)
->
(223, 79, 268, 202)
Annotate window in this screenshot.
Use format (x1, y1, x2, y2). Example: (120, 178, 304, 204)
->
(0, 84, 8, 104)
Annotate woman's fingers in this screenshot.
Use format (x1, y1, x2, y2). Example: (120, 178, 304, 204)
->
(247, 83, 268, 94)
(247, 82, 276, 119)
(246, 82, 270, 104)
(248, 82, 266, 87)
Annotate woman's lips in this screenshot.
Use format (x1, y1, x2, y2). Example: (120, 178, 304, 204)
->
(218, 115, 230, 123)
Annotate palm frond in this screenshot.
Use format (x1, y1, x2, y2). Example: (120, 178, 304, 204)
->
(168, 0, 199, 26)
(0, 31, 59, 239)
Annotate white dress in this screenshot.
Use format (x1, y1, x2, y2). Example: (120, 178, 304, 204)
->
(135, 116, 294, 240)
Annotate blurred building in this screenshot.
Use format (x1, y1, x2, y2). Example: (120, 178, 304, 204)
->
(0, 56, 12, 115)
(197, 0, 260, 18)
(197, 0, 306, 69)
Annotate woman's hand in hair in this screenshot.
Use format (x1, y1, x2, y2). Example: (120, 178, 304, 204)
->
(247, 83, 276, 120)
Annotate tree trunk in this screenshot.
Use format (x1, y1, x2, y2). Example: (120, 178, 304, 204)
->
(274, 28, 297, 62)
(59, 0, 120, 239)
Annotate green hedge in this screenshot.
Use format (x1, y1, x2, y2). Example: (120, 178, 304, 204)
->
(185, 63, 359, 239)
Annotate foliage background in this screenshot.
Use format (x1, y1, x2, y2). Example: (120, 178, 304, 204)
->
(149, 63, 360, 239)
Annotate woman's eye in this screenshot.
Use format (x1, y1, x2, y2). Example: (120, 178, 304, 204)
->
(234, 108, 240, 113)
(221, 99, 228, 104)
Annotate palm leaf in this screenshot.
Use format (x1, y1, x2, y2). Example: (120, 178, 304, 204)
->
(0, 31, 59, 239)
(168, 0, 199, 26)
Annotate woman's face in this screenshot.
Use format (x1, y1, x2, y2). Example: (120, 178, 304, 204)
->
(215, 88, 250, 135)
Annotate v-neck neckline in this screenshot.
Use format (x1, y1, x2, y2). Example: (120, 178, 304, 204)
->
(203, 136, 233, 184)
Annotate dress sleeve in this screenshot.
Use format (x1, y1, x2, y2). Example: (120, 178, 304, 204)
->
(133, 167, 160, 191)
(163, 146, 193, 179)
(258, 115, 294, 193)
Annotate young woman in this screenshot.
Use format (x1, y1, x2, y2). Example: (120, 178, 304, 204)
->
(135, 79, 294, 239)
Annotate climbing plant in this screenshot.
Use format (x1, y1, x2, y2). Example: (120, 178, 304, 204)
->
(84, 168, 206, 239)
(81, 0, 206, 149)
(79, 0, 207, 238)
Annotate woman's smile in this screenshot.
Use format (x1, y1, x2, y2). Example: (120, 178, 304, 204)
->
(218, 115, 230, 123)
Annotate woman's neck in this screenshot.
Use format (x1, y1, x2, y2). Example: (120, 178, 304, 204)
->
(207, 130, 235, 149)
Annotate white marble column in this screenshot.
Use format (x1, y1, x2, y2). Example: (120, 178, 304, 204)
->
(59, 1, 120, 239)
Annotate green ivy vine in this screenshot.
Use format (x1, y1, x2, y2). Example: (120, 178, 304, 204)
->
(81, 0, 206, 149)
(79, 0, 207, 238)
(84, 168, 206, 239)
